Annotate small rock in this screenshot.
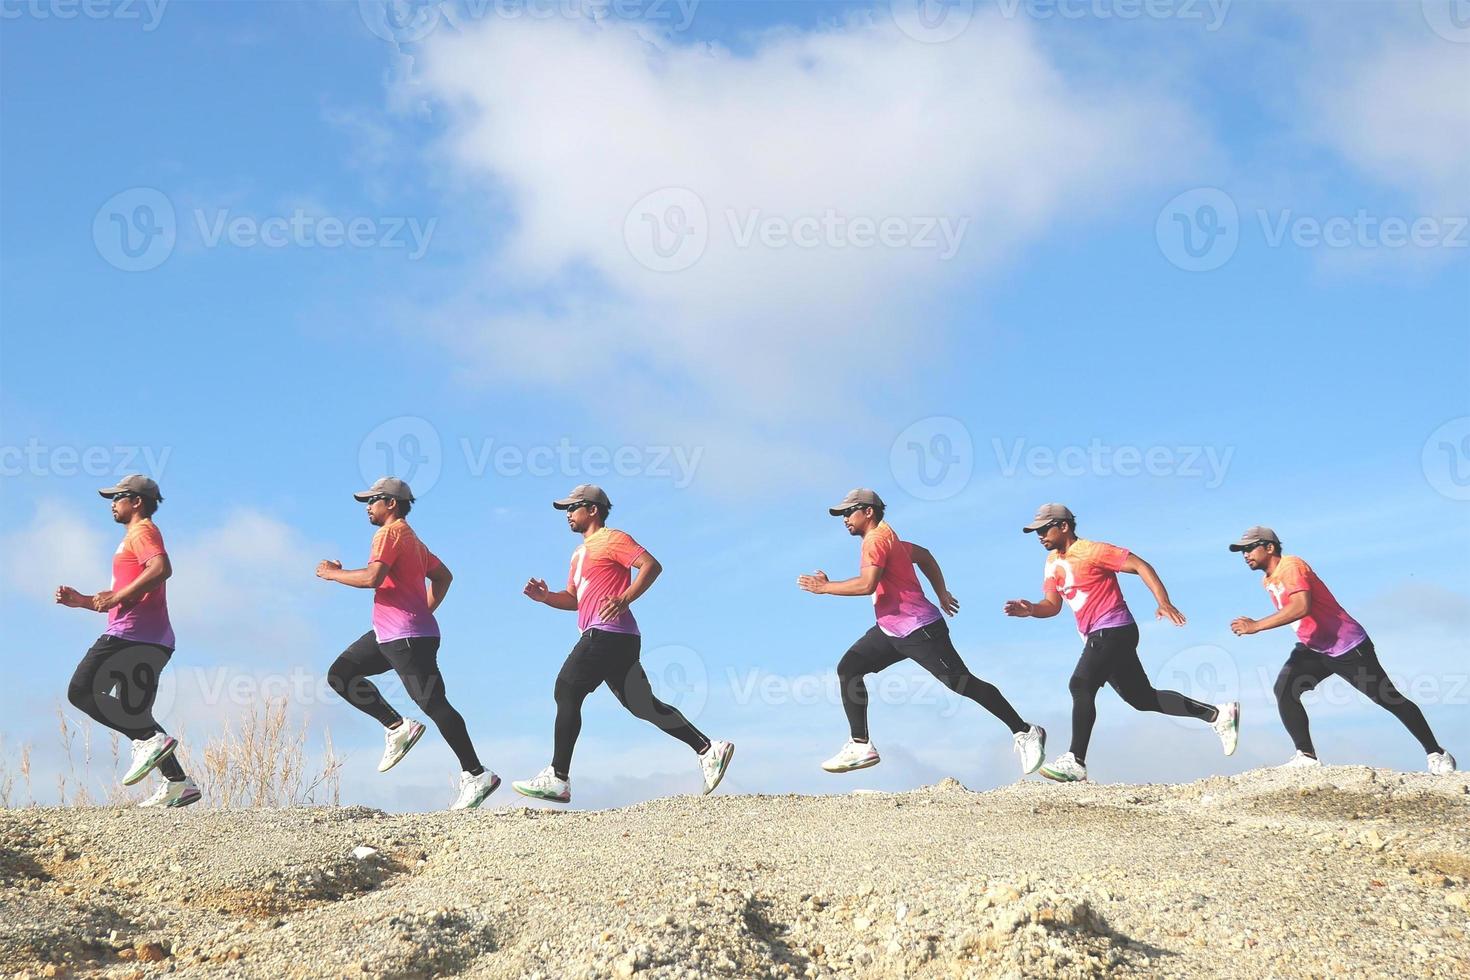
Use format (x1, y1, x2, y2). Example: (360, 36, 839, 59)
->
(352, 846, 379, 861)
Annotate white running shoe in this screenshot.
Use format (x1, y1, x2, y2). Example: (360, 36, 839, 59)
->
(1212, 701, 1240, 756)
(139, 777, 201, 809)
(1277, 751, 1323, 769)
(1013, 725, 1046, 775)
(450, 770, 501, 810)
(378, 719, 425, 773)
(699, 740, 735, 795)
(512, 766, 571, 804)
(1039, 751, 1088, 783)
(821, 739, 880, 773)
(123, 733, 178, 786)
(1428, 751, 1457, 776)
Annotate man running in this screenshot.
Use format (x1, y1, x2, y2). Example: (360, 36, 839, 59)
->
(1228, 526, 1455, 774)
(1004, 503, 1238, 782)
(513, 484, 733, 804)
(316, 477, 499, 810)
(798, 489, 1046, 777)
(56, 475, 200, 808)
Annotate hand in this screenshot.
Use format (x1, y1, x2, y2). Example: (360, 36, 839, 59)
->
(315, 559, 343, 581)
(797, 571, 830, 595)
(1156, 602, 1187, 626)
(1230, 616, 1258, 636)
(1003, 599, 1033, 618)
(523, 578, 550, 602)
(92, 590, 120, 612)
(937, 590, 960, 616)
(55, 586, 85, 608)
(599, 594, 630, 621)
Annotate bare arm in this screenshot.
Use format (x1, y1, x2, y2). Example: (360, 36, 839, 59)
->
(1003, 593, 1063, 619)
(798, 565, 883, 597)
(909, 544, 959, 616)
(1120, 553, 1186, 626)
(316, 559, 389, 589)
(426, 562, 452, 613)
(599, 552, 662, 620)
(524, 577, 579, 611)
(89, 554, 172, 612)
(1232, 591, 1309, 636)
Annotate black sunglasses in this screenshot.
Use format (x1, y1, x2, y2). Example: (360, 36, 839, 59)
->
(564, 501, 592, 513)
(1034, 520, 1061, 535)
(110, 492, 139, 502)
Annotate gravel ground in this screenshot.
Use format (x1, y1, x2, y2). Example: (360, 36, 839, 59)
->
(2, 766, 1468, 979)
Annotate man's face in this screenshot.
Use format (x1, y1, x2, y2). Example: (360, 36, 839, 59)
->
(1036, 521, 1068, 551)
(564, 501, 597, 532)
(1240, 542, 1268, 571)
(842, 506, 876, 536)
(365, 496, 395, 526)
(109, 493, 142, 523)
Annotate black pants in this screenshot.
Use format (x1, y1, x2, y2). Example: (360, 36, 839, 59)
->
(837, 620, 1029, 742)
(328, 631, 482, 774)
(1068, 623, 1216, 762)
(1274, 639, 1443, 756)
(67, 635, 187, 780)
(551, 629, 709, 778)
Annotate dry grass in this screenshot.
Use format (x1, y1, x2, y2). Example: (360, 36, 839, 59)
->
(2, 700, 342, 810)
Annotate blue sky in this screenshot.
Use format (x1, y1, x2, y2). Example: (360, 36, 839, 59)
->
(1, 0, 1467, 810)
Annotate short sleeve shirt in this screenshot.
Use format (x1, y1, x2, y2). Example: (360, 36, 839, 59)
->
(1043, 538, 1135, 637)
(104, 519, 175, 649)
(861, 521, 943, 638)
(1264, 556, 1367, 657)
(369, 521, 441, 642)
(569, 528, 646, 635)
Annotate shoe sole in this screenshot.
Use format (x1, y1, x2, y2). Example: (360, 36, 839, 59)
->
(702, 743, 735, 796)
(1039, 767, 1086, 783)
(822, 755, 880, 773)
(123, 738, 178, 787)
(456, 774, 502, 810)
(512, 783, 570, 804)
(378, 723, 425, 773)
(1020, 726, 1046, 775)
(1220, 703, 1240, 757)
(169, 789, 203, 809)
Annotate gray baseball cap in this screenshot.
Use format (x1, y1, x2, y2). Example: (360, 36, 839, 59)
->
(98, 474, 163, 502)
(553, 484, 611, 511)
(1228, 526, 1281, 552)
(829, 488, 885, 516)
(1022, 503, 1075, 533)
(354, 477, 415, 503)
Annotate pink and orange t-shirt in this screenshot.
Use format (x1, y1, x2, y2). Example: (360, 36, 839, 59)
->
(104, 519, 175, 649)
(1263, 556, 1367, 657)
(1043, 538, 1136, 638)
(369, 521, 441, 642)
(569, 528, 646, 635)
(861, 522, 943, 638)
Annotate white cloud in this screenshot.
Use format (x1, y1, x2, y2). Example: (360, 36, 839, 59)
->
(1304, 13, 1470, 213)
(396, 10, 1206, 432)
(0, 499, 107, 603)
